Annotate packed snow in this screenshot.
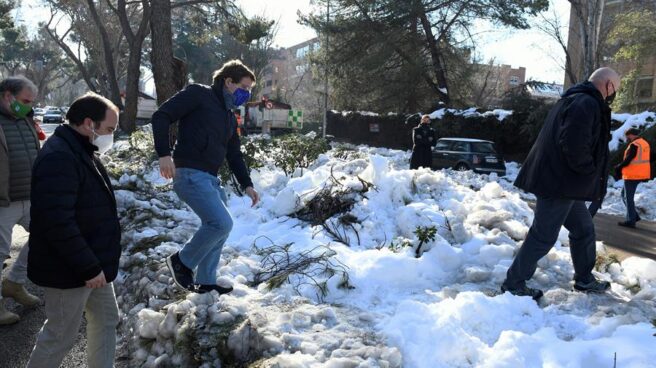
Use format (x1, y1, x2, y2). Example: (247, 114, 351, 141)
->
(428, 107, 513, 122)
(108, 137, 656, 368)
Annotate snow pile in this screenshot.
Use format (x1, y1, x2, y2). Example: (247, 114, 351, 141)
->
(609, 111, 656, 151)
(110, 139, 656, 367)
(332, 110, 382, 117)
(428, 107, 513, 122)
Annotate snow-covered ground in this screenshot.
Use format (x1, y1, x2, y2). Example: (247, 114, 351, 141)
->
(595, 178, 656, 221)
(108, 140, 656, 368)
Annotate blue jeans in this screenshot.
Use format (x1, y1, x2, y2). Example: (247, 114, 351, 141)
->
(504, 198, 596, 289)
(621, 180, 640, 223)
(173, 168, 233, 285)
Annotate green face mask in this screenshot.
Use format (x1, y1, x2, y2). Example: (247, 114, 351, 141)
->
(10, 98, 31, 119)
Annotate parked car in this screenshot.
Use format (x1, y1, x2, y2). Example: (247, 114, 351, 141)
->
(42, 108, 64, 124)
(33, 107, 45, 116)
(432, 138, 506, 176)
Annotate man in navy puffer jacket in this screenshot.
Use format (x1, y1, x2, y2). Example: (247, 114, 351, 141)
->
(152, 60, 260, 295)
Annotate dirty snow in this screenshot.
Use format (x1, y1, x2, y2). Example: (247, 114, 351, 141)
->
(111, 141, 656, 368)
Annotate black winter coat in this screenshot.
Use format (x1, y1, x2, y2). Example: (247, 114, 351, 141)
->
(151, 82, 253, 189)
(410, 124, 436, 169)
(28, 125, 121, 289)
(514, 82, 611, 201)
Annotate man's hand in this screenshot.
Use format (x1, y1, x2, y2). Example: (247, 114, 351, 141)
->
(244, 186, 260, 207)
(614, 165, 623, 181)
(85, 271, 107, 289)
(159, 156, 176, 179)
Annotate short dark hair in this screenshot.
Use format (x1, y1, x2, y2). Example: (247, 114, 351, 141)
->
(625, 128, 641, 137)
(66, 92, 118, 126)
(212, 60, 256, 86)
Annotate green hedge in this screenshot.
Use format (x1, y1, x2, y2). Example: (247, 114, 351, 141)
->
(326, 107, 553, 161)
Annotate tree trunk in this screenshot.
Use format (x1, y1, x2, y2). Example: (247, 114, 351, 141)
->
(112, 0, 151, 133)
(123, 48, 142, 133)
(418, 10, 450, 105)
(572, 0, 605, 82)
(150, 0, 177, 105)
(85, 0, 124, 111)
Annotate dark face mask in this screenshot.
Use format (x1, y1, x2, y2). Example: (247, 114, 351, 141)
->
(605, 82, 616, 105)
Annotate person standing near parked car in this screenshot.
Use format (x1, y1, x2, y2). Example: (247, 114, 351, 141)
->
(0, 76, 42, 325)
(502, 67, 620, 301)
(410, 114, 436, 169)
(615, 128, 651, 228)
(152, 59, 260, 295)
(27, 92, 121, 367)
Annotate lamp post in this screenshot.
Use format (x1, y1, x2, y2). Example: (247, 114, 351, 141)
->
(322, 0, 330, 138)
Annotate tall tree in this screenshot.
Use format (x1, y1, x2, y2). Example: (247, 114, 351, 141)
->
(302, 0, 548, 112)
(609, 8, 656, 112)
(85, 0, 124, 111)
(149, 0, 177, 104)
(107, 0, 151, 132)
(566, 0, 607, 85)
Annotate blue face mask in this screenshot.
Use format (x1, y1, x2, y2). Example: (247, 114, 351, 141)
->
(233, 88, 250, 106)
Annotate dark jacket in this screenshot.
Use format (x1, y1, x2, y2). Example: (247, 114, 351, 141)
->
(0, 111, 39, 207)
(28, 125, 121, 289)
(410, 124, 436, 169)
(151, 83, 253, 188)
(514, 82, 611, 201)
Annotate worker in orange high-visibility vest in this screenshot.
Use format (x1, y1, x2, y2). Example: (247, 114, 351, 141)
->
(615, 128, 651, 228)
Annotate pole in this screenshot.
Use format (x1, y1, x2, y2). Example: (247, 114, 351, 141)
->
(322, 0, 330, 138)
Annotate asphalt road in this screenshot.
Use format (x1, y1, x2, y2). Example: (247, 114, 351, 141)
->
(40, 123, 58, 137)
(0, 226, 88, 368)
(594, 212, 656, 260)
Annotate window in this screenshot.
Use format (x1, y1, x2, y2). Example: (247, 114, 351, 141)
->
(509, 76, 520, 86)
(274, 66, 279, 73)
(296, 45, 310, 59)
(296, 64, 309, 75)
(369, 123, 380, 133)
(636, 77, 654, 99)
(266, 80, 273, 87)
(451, 141, 470, 152)
(471, 142, 496, 154)
(435, 141, 452, 151)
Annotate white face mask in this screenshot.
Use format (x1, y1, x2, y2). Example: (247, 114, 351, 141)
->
(92, 128, 114, 155)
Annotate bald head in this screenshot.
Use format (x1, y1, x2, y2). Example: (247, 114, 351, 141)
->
(589, 67, 621, 99)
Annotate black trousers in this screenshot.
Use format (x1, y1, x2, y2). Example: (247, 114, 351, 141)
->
(504, 197, 597, 289)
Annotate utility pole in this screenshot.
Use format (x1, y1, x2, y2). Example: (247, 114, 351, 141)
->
(322, 0, 330, 138)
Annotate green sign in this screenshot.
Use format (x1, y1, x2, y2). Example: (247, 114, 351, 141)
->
(287, 109, 303, 129)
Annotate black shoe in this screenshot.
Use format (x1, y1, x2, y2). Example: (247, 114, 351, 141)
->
(573, 279, 611, 293)
(194, 284, 234, 295)
(618, 221, 636, 228)
(501, 284, 544, 301)
(166, 252, 194, 289)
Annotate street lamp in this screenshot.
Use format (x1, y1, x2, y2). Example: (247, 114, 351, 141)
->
(322, 0, 330, 138)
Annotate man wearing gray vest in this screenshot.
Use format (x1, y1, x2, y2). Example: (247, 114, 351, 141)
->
(0, 76, 41, 325)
